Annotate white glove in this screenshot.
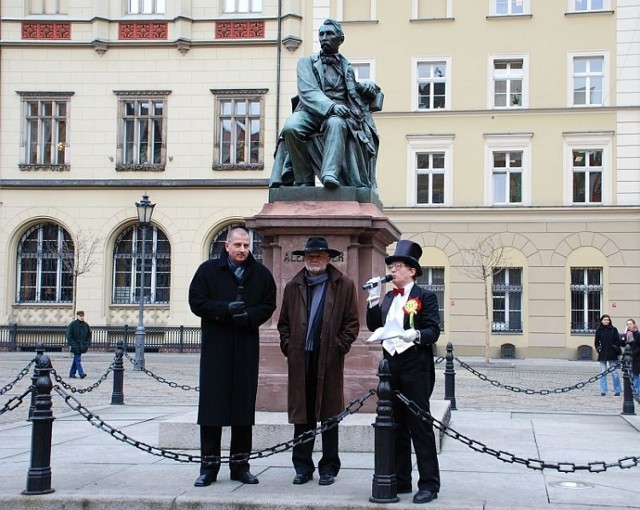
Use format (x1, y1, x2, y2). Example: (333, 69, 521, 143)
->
(366, 278, 383, 307)
(399, 329, 419, 343)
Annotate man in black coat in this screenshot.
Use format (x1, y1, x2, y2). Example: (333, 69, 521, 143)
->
(366, 240, 441, 504)
(189, 227, 276, 487)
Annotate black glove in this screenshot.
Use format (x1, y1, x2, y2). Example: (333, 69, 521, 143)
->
(232, 312, 250, 327)
(227, 301, 245, 317)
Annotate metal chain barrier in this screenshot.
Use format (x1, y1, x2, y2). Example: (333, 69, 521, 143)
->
(454, 356, 620, 395)
(50, 355, 117, 394)
(395, 390, 639, 472)
(0, 386, 34, 417)
(434, 356, 444, 365)
(0, 359, 35, 395)
(53, 384, 375, 464)
(123, 352, 199, 392)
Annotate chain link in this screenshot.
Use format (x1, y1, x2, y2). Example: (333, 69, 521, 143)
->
(395, 390, 639, 473)
(50, 355, 116, 394)
(0, 359, 35, 395)
(123, 352, 200, 391)
(0, 386, 34, 416)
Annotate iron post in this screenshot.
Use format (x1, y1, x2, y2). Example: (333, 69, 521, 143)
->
(111, 339, 125, 405)
(444, 341, 457, 410)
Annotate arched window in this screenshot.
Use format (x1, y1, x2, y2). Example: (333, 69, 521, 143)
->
(17, 222, 74, 303)
(209, 223, 263, 261)
(112, 224, 171, 304)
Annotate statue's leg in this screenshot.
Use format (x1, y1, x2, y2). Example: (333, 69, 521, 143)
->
(281, 112, 320, 186)
(320, 116, 348, 189)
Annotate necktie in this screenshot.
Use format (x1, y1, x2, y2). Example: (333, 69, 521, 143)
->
(320, 53, 341, 66)
(392, 288, 404, 296)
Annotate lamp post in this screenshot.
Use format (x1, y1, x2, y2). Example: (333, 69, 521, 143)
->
(133, 193, 155, 371)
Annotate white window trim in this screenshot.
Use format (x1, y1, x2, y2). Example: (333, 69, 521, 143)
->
(406, 134, 454, 207)
(562, 131, 613, 206)
(483, 133, 533, 206)
(490, 0, 531, 16)
(411, 0, 453, 18)
(487, 54, 529, 109)
(567, 0, 610, 13)
(337, 0, 377, 21)
(350, 59, 376, 82)
(567, 51, 609, 107)
(411, 56, 452, 111)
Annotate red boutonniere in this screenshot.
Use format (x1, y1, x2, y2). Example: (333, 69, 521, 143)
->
(403, 298, 422, 329)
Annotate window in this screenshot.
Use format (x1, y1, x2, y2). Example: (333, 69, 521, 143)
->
(492, 0, 529, 15)
(17, 223, 73, 304)
(417, 267, 445, 331)
(492, 268, 522, 332)
(19, 93, 72, 169)
(128, 0, 166, 14)
(492, 151, 522, 204)
(570, 0, 606, 12)
(570, 267, 602, 333)
(212, 89, 266, 170)
(572, 149, 602, 203)
(28, 0, 66, 14)
(112, 225, 171, 304)
(209, 224, 263, 261)
(492, 58, 524, 108)
(416, 152, 445, 205)
(483, 133, 532, 206)
(115, 91, 169, 170)
(223, 0, 262, 13)
(351, 62, 373, 81)
(571, 55, 605, 107)
(407, 134, 453, 206)
(415, 60, 448, 110)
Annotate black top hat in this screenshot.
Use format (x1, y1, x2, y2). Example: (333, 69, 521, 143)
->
(292, 237, 342, 258)
(385, 240, 423, 277)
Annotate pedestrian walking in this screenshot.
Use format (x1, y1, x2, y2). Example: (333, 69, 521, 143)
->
(594, 314, 622, 396)
(66, 310, 91, 379)
(623, 318, 640, 395)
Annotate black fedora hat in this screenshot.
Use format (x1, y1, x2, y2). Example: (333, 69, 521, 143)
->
(385, 240, 423, 277)
(292, 237, 342, 258)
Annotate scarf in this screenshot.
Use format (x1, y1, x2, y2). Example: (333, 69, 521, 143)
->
(304, 271, 329, 353)
(227, 257, 245, 282)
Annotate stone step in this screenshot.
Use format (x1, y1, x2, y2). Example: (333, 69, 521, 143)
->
(158, 401, 451, 454)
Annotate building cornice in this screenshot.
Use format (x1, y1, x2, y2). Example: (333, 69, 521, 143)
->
(0, 179, 270, 189)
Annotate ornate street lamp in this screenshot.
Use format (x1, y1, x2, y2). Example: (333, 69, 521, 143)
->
(133, 193, 155, 371)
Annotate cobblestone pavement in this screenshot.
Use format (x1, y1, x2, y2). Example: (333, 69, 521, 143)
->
(2, 350, 632, 428)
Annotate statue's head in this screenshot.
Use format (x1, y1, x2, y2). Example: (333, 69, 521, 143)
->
(319, 19, 344, 54)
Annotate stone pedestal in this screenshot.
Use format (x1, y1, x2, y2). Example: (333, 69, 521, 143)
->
(246, 190, 400, 412)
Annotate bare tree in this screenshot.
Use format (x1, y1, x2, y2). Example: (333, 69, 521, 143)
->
(62, 230, 103, 314)
(459, 236, 509, 363)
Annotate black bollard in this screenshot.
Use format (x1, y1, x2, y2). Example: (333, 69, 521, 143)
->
(28, 343, 45, 421)
(444, 341, 457, 410)
(370, 358, 399, 503)
(111, 339, 125, 405)
(23, 354, 55, 495)
(621, 342, 635, 416)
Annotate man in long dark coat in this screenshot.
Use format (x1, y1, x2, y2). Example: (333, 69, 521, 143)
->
(277, 237, 359, 486)
(189, 227, 276, 487)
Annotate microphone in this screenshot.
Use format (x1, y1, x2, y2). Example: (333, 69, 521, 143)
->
(362, 274, 393, 290)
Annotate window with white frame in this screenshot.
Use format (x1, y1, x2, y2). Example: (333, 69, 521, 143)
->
(571, 55, 605, 106)
(417, 267, 445, 331)
(209, 224, 263, 261)
(492, 267, 523, 333)
(211, 89, 266, 170)
(492, 58, 524, 108)
(570, 0, 606, 12)
(570, 267, 602, 333)
(351, 62, 373, 81)
(492, 0, 529, 15)
(562, 131, 612, 206)
(128, 0, 166, 14)
(112, 224, 171, 305)
(16, 222, 74, 304)
(407, 134, 453, 206)
(492, 151, 522, 204)
(415, 59, 448, 110)
(28, 0, 67, 14)
(223, 0, 262, 13)
(483, 133, 532, 206)
(19, 92, 72, 169)
(115, 91, 169, 170)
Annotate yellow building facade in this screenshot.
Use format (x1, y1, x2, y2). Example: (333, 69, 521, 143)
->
(1, 0, 639, 358)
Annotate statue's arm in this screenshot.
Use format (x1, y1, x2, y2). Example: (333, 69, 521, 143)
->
(296, 57, 335, 117)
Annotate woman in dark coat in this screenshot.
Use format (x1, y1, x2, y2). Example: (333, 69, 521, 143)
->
(594, 314, 622, 396)
(622, 318, 640, 396)
(189, 228, 276, 486)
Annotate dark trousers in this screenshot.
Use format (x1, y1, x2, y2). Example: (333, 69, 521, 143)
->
(200, 424, 252, 476)
(387, 347, 440, 492)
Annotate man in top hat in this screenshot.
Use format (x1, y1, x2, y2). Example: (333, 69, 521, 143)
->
(365, 240, 441, 504)
(277, 237, 359, 486)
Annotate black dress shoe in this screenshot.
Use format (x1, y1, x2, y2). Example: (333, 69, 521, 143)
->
(230, 471, 259, 484)
(80, 373, 87, 379)
(292, 472, 313, 485)
(413, 489, 438, 504)
(318, 474, 335, 486)
(194, 473, 217, 487)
